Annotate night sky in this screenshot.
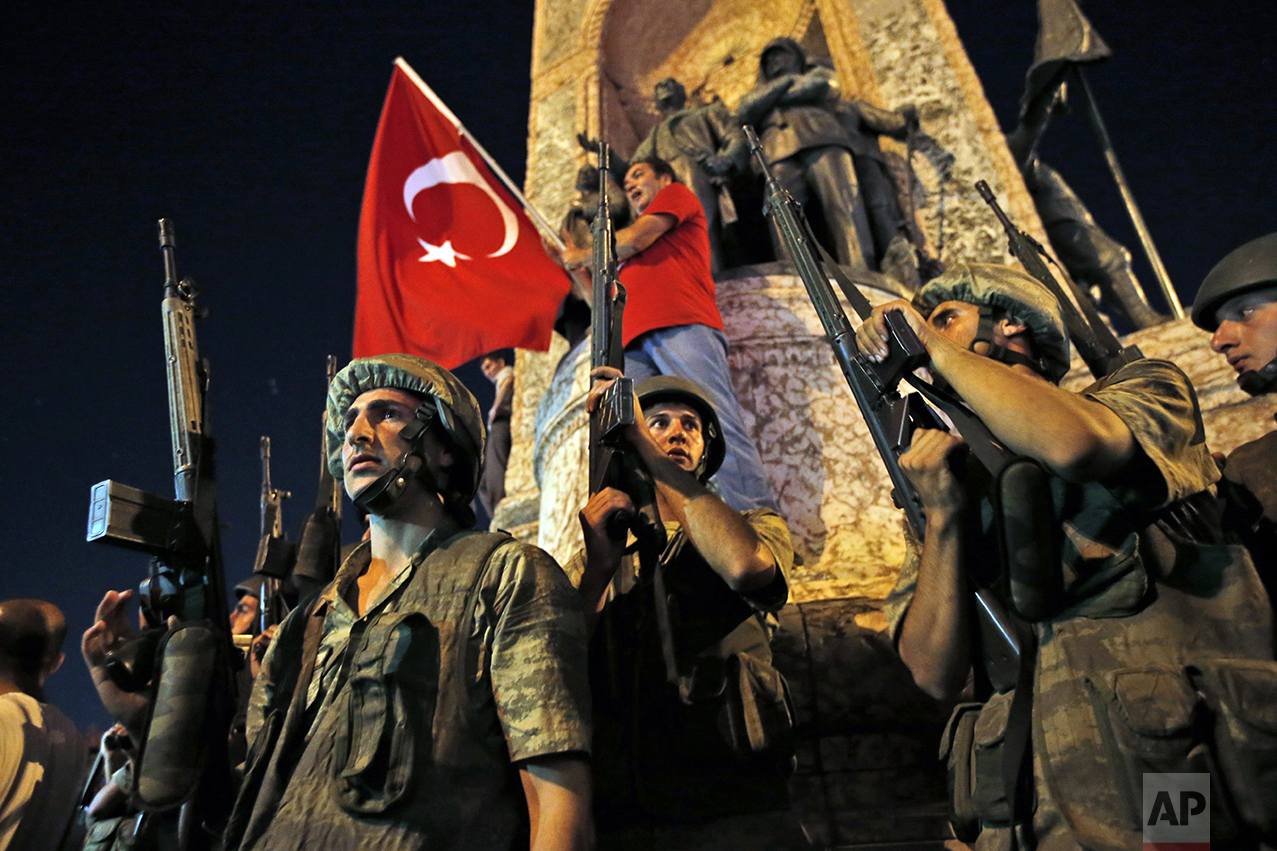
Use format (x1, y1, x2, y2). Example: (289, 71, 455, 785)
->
(3, 2, 1273, 732)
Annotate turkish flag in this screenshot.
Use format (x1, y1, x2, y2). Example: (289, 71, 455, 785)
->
(353, 58, 571, 368)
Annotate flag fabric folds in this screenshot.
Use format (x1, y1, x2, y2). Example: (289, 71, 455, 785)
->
(1019, 0, 1112, 117)
(354, 58, 570, 368)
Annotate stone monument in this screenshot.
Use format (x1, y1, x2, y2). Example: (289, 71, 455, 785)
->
(491, 1, 1276, 847)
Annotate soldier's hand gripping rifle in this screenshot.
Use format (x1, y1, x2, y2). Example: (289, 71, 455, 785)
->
(976, 180, 1141, 379)
(588, 142, 665, 554)
(745, 126, 1028, 688)
(252, 436, 294, 632)
(85, 220, 237, 848)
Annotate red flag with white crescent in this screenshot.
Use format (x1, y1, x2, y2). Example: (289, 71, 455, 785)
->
(353, 58, 570, 368)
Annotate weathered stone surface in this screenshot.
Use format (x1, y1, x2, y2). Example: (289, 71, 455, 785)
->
(720, 270, 914, 600)
(776, 598, 951, 848)
(853, 0, 1046, 264)
(531, 340, 591, 570)
(525, 83, 580, 231)
(537, 0, 585, 70)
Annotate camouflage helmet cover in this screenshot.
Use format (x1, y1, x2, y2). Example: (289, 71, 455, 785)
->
(325, 354, 486, 502)
(914, 262, 1073, 382)
(1191, 232, 1277, 331)
(635, 375, 726, 481)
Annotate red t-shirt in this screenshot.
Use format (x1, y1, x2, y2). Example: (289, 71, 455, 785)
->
(619, 182, 724, 346)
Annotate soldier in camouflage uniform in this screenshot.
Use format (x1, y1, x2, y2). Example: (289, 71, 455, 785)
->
(226, 354, 593, 851)
(573, 371, 810, 851)
(1193, 232, 1277, 603)
(857, 265, 1277, 849)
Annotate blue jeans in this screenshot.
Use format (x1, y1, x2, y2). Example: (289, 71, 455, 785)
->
(625, 324, 778, 512)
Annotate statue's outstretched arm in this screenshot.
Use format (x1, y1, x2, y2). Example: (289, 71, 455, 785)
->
(737, 75, 795, 126)
(779, 66, 836, 104)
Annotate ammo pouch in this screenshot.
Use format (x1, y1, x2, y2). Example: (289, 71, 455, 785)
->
(941, 691, 1021, 840)
(1191, 660, 1277, 839)
(332, 610, 438, 815)
(680, 649, 796, 763)
(719, 651, 796, 759)
(1085, 659, 1277, 841)
(991, 457, 1062, 622)
(83, 815, 146, 851)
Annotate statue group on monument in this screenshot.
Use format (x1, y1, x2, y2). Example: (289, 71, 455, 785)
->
(571, 37, 952, 293)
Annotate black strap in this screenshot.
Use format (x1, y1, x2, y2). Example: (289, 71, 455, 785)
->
(1001, 620, 1038, 847)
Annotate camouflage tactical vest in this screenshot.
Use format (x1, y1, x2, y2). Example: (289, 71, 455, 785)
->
(228, 530, 523, 851)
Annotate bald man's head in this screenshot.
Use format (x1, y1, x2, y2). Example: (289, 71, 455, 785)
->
(0, 598, 67, 698)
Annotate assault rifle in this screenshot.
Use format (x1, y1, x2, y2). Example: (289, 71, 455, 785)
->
(976, 180, 1141, 379)
(252, 436, 293, 631)
(745, 126, 1028, 689)
(587, 143, 664, 549)
(289, 355, 343, 601)
(588, 140, 631, 491)
(250, 356, 344, 626)
(85, 219, 236, 848)
(586, 142, 677, 699)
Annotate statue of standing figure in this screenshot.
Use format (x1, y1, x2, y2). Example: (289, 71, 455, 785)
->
(738, 37, 929, 288)
(1021, 156, 1167, 329)
(581, 78, 748, 275)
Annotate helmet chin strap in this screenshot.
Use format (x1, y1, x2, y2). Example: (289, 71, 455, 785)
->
(351, 402, 442, 514)
(1238, 357, 1277, 396)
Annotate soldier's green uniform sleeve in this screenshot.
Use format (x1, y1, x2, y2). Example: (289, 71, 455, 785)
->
(1083, 358, 1220, 507)
(489, 542, 592, 763)
(739, 507, 796, 613)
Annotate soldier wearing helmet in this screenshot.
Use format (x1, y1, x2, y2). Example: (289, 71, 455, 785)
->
(858, 264, 1275, 849)
(226, 354, 593, 851)
(572, 367, 808, 851)
(1193, 233, 1277, 602)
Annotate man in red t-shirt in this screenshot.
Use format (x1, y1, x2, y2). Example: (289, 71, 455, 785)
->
(550, 157, 776, 512)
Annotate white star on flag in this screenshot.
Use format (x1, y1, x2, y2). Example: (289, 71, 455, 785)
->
(417, 239, 464, 267)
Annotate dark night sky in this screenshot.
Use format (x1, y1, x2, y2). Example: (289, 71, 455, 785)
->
(2, 2, 1273, 732)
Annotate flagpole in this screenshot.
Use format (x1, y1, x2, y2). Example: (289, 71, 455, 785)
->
(1074, 68, 1183, 318)
(395, 58, 566, 252)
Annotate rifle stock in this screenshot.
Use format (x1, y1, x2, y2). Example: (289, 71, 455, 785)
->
(291, 355, 343, 600)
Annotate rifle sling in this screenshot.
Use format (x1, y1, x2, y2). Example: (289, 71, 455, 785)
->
(1002, 619, 1038, 844)
(813, 233, 875, 321)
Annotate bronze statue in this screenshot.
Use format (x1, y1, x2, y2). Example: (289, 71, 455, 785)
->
(1005, 0, 1174, 326)
(580, 78, 747, 274)
(1023, 156, 1167, 329)
(738, 38, 927, 286)
(560, 163, 629, 251)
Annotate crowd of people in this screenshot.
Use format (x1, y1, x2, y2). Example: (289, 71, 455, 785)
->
(5, 43, 1277, 851)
